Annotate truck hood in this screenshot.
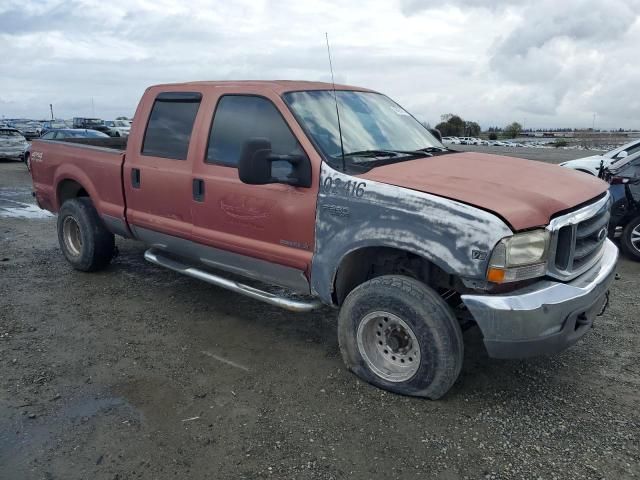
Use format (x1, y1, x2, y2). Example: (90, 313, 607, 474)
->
(359, 151, 608, 231)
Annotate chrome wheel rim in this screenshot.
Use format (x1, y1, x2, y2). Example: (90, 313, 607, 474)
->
(631, 225, 640, 253)
(356, 311, 421, 383)
(62, 216, 83, 257)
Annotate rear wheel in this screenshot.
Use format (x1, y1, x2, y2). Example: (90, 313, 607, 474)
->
(57, 198, 115, 271)
(621, 216, 640, 261)
(337, 275, 464, 399)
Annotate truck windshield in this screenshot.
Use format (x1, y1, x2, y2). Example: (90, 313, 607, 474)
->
(283, 90, 445, 171)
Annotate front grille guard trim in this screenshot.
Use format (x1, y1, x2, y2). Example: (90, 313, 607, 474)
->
(546, 192, 611, 282)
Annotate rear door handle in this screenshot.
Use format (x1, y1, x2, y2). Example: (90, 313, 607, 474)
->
(131, 168, 141, 188)
(193, 178, 205, 202)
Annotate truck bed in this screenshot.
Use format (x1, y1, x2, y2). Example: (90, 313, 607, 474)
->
(59, 136, 128, 150)
(30, 138, 127, 225)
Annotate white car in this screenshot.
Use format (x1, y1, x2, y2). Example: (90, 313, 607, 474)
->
(559, 138, 640, 175)
(441, 136, 461, 144)
(104, 120, 131, 137)
(0, 128, 29, 161)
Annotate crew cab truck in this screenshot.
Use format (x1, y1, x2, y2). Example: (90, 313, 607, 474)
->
(30, 81, 618, 399)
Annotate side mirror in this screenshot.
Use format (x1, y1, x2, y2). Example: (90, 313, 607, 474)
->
(616, 150, 629, 159)
(238, 138, 312, 188)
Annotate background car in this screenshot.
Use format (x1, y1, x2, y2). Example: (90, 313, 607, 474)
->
(40, 120, 69, 135)
(559, 137, 640, 175)
(606, 151, 640, 260)
(24, 128, 109, 171)
(0, 127, 29, 161)
(72, 117, 112, 135)
(104, 119, 131, 137)
(12, 121, 42, 139)
(441, 136, 460, 144)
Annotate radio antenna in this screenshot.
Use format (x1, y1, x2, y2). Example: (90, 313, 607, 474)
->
(325, 32, 346, 172)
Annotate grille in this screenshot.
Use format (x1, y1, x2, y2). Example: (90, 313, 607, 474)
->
(548, 194, 611, 280)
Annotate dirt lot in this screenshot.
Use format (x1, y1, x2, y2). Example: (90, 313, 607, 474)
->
(1, 150, 638, 480)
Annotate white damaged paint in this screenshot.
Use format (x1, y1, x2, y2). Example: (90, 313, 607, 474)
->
(310, 162, 514, 304)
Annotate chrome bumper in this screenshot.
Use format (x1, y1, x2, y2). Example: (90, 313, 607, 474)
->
(461, 239, 618, 358)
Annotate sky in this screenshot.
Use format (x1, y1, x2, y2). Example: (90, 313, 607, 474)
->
(1, 0, 639, 130)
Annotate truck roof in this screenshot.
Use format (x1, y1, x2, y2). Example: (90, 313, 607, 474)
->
(147, 80, 374, 95)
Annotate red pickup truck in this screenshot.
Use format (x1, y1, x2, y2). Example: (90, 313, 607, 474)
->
(30, 81, 618, 399)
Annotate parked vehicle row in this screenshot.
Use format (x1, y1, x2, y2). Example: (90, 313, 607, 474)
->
(441, 136, 527, 147)
(28, 80, 617, 399)
(0, 117, 132, 140)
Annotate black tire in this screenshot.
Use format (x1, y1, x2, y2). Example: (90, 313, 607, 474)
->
(57, 198, 115, 272)
(621, 216, 640, 261)
(337, 275, 464, 399)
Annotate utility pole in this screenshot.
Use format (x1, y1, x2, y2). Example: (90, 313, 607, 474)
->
(91, 97, 95, 117)
(49, 104, 54, 120)
(592, 113, 596, 131)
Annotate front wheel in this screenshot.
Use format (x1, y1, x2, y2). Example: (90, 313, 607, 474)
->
(57, 198, 115, 271)
(621, 216, 640, 261)
(337, 275, 464, 399)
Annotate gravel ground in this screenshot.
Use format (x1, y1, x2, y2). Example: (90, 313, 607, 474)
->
(1, 150, 638, 480)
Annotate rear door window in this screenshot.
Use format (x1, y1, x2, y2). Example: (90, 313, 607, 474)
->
(207, 95, 302, 167)
(142, 92, 202, 160)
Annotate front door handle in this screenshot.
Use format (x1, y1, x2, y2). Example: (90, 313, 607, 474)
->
(131, 168, 141, 188)
(193, 178, 205, 202)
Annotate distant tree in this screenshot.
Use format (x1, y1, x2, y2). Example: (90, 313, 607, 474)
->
(465, 121, 481, 137)
(436, 115, 465, 136)
(504, 122, 523, 138)
(489, 132, 498, 140)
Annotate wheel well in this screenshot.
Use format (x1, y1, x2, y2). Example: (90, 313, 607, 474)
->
(332, 247, 455, 306)
(57, 179, 89, 206)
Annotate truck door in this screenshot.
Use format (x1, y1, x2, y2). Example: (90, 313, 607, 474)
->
(123, 91, 203, 243)
(190, 92, 320, 293)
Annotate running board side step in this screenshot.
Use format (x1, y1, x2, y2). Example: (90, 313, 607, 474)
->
(144, 248, 323, 312)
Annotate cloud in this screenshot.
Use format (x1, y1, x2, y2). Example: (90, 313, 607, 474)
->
(0, 0, 639, 129)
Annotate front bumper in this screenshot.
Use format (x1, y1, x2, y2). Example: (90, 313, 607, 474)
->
(461, 239, 618, 359)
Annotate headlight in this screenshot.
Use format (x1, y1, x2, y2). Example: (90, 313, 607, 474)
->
(486, 230, 549, 283)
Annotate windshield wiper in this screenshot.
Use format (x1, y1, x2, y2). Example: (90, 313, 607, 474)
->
(412, 146, 449, 153)
(341, 149, 408, 158)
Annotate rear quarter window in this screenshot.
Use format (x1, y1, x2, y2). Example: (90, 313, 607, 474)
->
(142, 92, 202, 160)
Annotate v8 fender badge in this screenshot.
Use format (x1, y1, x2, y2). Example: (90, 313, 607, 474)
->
(471, 249, 488, 260)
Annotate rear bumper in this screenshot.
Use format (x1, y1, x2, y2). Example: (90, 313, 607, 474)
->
(0, 149, 25, 159)
(461, 239, 618, 359)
